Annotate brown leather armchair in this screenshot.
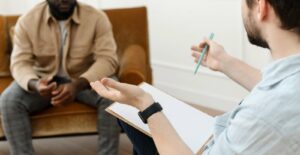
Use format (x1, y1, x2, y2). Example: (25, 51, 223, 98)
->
(0, 7, 152, 139)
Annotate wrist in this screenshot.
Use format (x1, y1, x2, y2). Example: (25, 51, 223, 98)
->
(218, 53, 234, 73)
(138, 102, 163, 124)
(136, 93, 155, 111)
(72, 78, 89, 92)
(28, 79, 39, 92)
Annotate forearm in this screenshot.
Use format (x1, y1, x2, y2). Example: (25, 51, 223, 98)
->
(220, 56, 261, 91)
(90, 79, 193, 154)
(73, 77, 90, 92)
(11, 66, 39, 91)
(136, 97, 194, 155)
(148, 112, 194, 155)
(80, 59, 118, 83)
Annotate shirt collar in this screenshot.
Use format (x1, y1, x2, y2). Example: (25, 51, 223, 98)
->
(45, 3, 81, 25)
(259, 53, 300, 87)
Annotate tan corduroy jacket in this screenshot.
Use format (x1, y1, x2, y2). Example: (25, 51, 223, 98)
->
(10, 2, 119, 91)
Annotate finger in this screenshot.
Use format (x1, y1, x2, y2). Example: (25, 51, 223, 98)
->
(194, 54, 208, 64)
(40, 76, 53, 85)
(52, 86, 63, 95)
(191, 45, 201, 51)
(51, 94, 71, 106)
(191, 39, 209, 51)
(52, 88, 68, 102)
(45, 76, 53, 84)
(40, 85, 53, 95)
(39, 84, 48, 92)
(46, 82, 57, 91)
(198, 40, 208, 48)
(191, 51, 200, 58)
(40, 92, 50, 97)
(90, 81, 110, 95)
(203, 38, 214, 47)
(101, 78, 128, 93)
(52, 93, 69, 104)
(90, 81, 118, 100)
(52, 96, 69, 106)
(40, 82, 56, 92)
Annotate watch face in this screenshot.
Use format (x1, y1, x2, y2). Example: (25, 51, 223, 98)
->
(138, 112, 147, 124)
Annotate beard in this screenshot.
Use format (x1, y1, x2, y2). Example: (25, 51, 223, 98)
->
(47, 0, 77, 20)
(244, 13, 270, 49)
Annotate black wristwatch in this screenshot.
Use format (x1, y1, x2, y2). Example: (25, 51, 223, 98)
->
(138, 102, 163, 124)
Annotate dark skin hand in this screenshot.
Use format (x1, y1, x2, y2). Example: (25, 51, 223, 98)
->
(51, 78, 90, 106)
(28, 77, 57, 98)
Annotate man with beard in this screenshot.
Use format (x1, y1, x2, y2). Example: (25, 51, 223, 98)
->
(90, 0, 300, 154)
(0, 0, 120, 155)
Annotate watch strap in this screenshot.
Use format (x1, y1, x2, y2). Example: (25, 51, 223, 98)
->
(138, 102, 163, 124)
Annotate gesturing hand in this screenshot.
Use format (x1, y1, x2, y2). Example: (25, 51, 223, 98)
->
(191, 38, 229, 72)
(90, 78, 154, 111)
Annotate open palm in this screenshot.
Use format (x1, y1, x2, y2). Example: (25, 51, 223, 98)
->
(90, 78, 154, 110)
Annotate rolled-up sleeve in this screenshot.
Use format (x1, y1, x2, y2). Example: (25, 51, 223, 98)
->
(202, 108, 290, 155)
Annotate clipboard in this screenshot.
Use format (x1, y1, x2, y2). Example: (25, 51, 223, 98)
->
(106, 82, 215, 154)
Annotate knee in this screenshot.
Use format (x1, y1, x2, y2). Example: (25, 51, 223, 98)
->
(0, 94, 22, 115)
(0, 82, 27, 114)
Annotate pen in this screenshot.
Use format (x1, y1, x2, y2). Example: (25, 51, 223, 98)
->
(194, 33, 215, 75)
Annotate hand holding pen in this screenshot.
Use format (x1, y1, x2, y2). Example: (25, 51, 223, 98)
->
(191, 34, 230, 73)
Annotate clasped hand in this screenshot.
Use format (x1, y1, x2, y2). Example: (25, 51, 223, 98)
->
(33, 77, 77, 106)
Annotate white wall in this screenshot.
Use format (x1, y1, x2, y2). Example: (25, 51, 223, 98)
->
(0, 0, 271, 111)
(0, 0, 100, 14)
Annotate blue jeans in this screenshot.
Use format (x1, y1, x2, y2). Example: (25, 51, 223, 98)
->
(0, 77, 120, 155)
(118, 120, 158, 155)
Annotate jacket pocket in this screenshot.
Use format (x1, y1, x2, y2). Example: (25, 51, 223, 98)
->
(68, 46, 92, 58)
(67, 46, 93, 76)
(34, 45, 56, 69)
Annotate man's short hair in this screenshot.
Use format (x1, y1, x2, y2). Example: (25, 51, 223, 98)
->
(246, 0, 300, 35)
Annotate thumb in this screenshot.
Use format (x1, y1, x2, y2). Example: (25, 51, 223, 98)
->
(203, 38, 213, 46)
(101, 78, 127, 92)
(46, 76, 53, 83)
(47, 82, 57, 91)
(41, 76, 53, 85)
(198, 38, 213, 49)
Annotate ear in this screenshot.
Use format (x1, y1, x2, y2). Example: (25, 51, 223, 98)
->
(257, 0, 268, 21)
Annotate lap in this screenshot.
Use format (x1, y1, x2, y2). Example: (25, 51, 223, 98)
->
(0, 76, 118, 113)
(0, 81, 51, 114)
(118, 120, 158, 155)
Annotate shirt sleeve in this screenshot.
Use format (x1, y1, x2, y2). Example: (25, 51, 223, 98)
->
(80, 11, 119, 82)
(10, 18, 39, 91)
(202, 107, 289, 155)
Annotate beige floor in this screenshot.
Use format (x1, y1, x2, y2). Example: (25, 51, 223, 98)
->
(0, 105, 222, 155)
(0, 134, 132, 155)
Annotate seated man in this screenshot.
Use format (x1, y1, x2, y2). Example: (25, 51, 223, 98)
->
(0, 0, 120, 155)
(90, 0, 300, 154)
